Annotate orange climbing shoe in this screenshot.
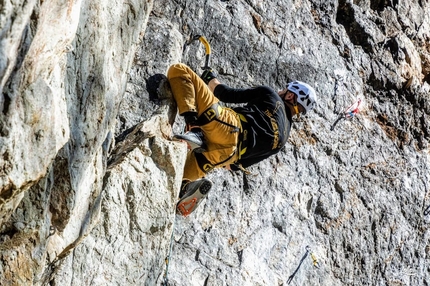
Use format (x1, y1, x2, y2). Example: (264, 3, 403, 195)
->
(176, 179, 212, 216)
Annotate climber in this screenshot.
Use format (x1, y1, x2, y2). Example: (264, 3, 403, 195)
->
(167, 63, 317, 216)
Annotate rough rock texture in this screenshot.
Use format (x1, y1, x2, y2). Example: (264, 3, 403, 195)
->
(1, 0, 430, 285)
(1, 0, 156, 284)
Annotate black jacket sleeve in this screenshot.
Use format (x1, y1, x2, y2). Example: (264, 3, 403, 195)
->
(214, 84, 273, 104)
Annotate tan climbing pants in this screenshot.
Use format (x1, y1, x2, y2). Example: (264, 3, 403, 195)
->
(167, 63, 240, 181)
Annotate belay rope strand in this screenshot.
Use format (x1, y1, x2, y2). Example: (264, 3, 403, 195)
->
(162, 217, 177, 286)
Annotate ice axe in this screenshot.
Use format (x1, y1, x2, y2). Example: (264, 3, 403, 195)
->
(183, 35, 211, 69)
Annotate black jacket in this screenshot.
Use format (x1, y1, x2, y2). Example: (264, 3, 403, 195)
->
(214, 84, 292, 169)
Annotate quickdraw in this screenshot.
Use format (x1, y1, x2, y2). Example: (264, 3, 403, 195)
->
(287, 246, 309, 284)
(331, 98, 362, 131)
(424, 204, 430, 216)
(344, 98, 361, 119)
(287, 246, 320, 284)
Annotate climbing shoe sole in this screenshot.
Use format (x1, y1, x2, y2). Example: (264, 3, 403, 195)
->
(176, 179, 212, 217)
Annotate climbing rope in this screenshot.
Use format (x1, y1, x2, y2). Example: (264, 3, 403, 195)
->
(162, 217, 177, 286)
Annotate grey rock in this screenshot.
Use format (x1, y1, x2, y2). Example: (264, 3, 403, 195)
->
(1, 0, 430, 285)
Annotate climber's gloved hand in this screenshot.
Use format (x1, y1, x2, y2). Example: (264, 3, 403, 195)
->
(182, 111, 199, 131)
(200, 67, 217, 85)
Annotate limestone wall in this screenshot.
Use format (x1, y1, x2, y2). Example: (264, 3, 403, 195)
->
(1, 0, 429, 285)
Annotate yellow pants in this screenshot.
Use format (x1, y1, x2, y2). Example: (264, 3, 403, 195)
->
(167, 63, 240, 181)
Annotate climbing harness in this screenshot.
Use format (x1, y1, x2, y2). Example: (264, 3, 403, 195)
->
(196, 102, 240, 133)
(287, 246, 320, 284)
(331, 98, 362, 131)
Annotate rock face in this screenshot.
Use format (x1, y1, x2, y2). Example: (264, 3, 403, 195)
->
(1, 0, 429, 285)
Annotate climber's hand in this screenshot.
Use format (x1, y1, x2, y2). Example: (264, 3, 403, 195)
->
(183, 112, 199, 131)
(200, 67, 217, 85)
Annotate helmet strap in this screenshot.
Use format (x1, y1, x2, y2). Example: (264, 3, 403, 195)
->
(293, 103, 299, 114)
(293, 95, 300, 118)
(283, 90, 301, 118)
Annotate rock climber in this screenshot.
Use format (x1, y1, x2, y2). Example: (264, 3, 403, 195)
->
(167, 63, 317, 216)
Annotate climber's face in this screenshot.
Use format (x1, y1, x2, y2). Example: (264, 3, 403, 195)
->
(279, 90, 305, 114)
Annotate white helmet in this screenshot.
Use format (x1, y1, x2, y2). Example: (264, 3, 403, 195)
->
(287, 81, 317, 114)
